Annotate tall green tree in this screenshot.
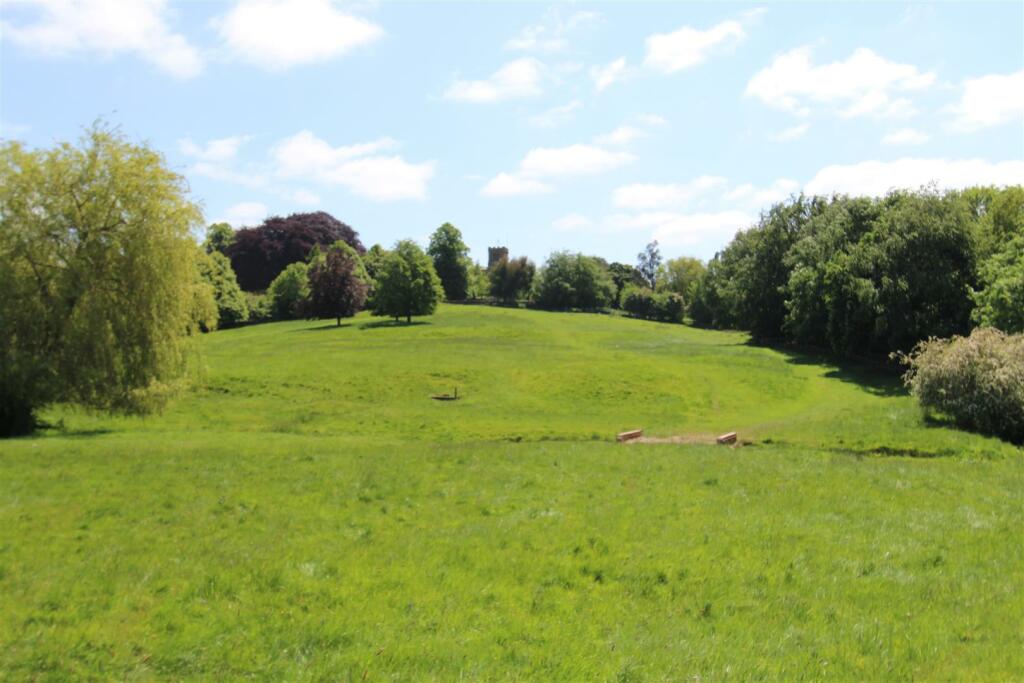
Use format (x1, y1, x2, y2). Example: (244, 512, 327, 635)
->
(973, 232, 1024, 333)
(636, 240, 662, 289)
(306, 241, 370, 326)
(658, 256, 706, 302)
(267, 262, 310, 320)
(203, 222, 235, 254)
(427, 222, 470, 300)
(488, 255, 535, 304)
(0, 125, 208, 435)
(197, 250, 250, 329)
(372, 240, 444, 323)
(533, 252, 616, 311)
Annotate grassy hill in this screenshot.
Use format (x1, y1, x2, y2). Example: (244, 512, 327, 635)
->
(1, 305, 1021, 680)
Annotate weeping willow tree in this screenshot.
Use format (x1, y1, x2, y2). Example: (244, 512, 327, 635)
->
(0, 124, 213, 435)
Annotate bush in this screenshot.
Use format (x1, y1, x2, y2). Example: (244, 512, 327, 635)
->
(267, 262, 310, 320)
(898, 328, 1024, 443)
(621, 286, 683, 324)
(245, 292, 273, 323)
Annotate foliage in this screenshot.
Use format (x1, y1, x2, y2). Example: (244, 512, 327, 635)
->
(197, 250, 249, 329)
(203, 222, 234, 254)
(267, 262, 310, 320)
(244, 291, 273, 323)
(636, 240, 662, 289)
(427, 223, 470, 301)
(0, 125, 206, 435)
(532, 251, 616, 311)
(371, 240, 444, 322)
(972, 232, 1024, 333)
(225, 211, 364, 292)
(607, 262, 643, 308)
(488, 255, 535, 304)
(466, 262, 490, 299)
(621, 286, 684, 323)
(306, 241, 370, 325)
(694, 189, 985, 355)
(899, 327, 1024, 443)
(658, 256, 706, 304)
(362, 244, 388, 282)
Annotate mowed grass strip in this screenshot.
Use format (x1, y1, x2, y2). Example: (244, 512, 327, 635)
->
(1, 305, 1021, 680)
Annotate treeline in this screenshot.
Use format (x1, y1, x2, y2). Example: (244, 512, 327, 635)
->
(689, 187, 1023, 356)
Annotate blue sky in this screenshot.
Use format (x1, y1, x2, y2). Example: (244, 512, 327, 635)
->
(2, 1, 1022, 265)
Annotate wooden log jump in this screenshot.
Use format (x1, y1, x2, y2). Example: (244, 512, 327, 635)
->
(617, 429, 643, 442)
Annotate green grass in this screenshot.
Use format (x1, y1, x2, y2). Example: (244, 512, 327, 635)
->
(2, 305, 1021, 680)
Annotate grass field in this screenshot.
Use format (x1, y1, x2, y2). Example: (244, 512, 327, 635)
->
(1, 305, 1021, 680)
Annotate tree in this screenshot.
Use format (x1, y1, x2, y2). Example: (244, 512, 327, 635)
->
(533, 252, 616, 311)
(363, 244, 389, 283)
(466, 262, 490, 299)
(197, 250, 250, 329)
(306, 241, 370, 326)
(0, 125, 208, 435)
(371, 240, 444, 323)
(427, 222, 470, 300)
(488, 255, 535, 304)
(636, 240, 662, 289)
(225, 211, 364, 291)
(608, 262, 643, 308)
(203, 222, 234, 254)
(658, 256, 706, 300)
(267, 262, 310, 320)
(972, 232, 1024, 333)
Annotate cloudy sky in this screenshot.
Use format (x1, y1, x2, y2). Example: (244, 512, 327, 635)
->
(2, 1, 1022, 264)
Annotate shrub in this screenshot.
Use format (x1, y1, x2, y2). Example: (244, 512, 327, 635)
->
(898, 328, 1024, 443)
(621, 286, 655, 319)
(245, 292, 273, 323)
(653, 291, 685, 323)
(267, 262, 310, 320)
(621, 287, 683, 324)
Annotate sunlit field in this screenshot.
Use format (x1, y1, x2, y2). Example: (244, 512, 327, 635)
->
(2, 305, 1021, 680)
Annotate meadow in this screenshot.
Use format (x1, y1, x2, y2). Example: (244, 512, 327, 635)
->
(1, 305, 1021, 680)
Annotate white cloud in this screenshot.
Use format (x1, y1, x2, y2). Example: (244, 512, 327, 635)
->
(771, 123, 809, 142)
(480, 173, 553, 197)
(882, 128, 931, 145)
(505, 9, 601, 53)
(215, 0, 382, 71)
(613, 176, 727, 209)
(530, 100, 582, 127)
(607, 210, 753, 247)
(222, 201, 269, 227)
(644, 19, 745, 73)
(745, 47, 935, 119)
(553, 213, 592, 231)
(948, 71, 1024, 131)
(591, 57, 627, 91)
(272, 131, 397, 176)
(272, 131, 433, 201)
(595, 125, 646, 146)
(2, 0, 202, 78)
(519, 144, 635, 177)
(805, 158, 1024, 197)
(178, 135, 251, 163)
(286, 189, 321, 205)
(724, 179, 800, 208)
(444, 58, 546, 103)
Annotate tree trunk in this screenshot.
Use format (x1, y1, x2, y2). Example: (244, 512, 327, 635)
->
(406, 314, 411, 323)
(336, 316, 341, 326)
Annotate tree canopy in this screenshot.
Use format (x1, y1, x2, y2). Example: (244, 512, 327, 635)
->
(489, 255, 535, 304)
(371, 240, 444, 322)
(306, 241, 370, 325)
(0, 125, 208, 435)
(533, 252, 616, 311)
(427, 223, 470, 300)
(225, 211, 364, 292)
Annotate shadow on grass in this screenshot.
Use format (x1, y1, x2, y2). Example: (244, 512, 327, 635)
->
(358, 320, 430, 330)
(296, 322, 354, 332)
(748, 340, 906, 398)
